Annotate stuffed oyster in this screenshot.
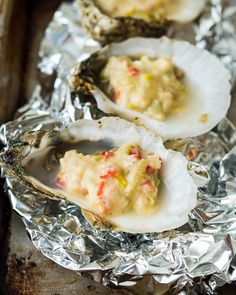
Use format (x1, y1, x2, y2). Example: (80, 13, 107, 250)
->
(78, 0, 206, 43)
(70, 37, 231, 140)
(0, 118, 197, 233)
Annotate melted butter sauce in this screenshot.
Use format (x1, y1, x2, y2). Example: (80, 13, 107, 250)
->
(100, 55, 188, 122)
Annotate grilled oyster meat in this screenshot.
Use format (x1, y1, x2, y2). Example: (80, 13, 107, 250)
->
(0, 117, 197, 233)
(56, 143, 162, 217)
(100, 55, 187, 122)
(70, 37, 231, 140)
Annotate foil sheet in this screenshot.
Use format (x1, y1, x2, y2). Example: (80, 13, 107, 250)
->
(1, 0, 236, 294)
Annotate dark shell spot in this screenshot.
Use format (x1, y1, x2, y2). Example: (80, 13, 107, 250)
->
(2, 150, 18, 164)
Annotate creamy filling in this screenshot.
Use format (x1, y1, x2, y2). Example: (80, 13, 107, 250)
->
(96, 0, 175, 22)
(56, 144, 162, 217)
(100, 55, 187, 121)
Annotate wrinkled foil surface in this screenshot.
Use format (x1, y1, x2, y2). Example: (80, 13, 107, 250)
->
(1, 1, 236, 294)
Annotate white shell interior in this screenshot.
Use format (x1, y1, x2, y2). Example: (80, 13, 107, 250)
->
(167, 0, 206, 23)
(91, 37, 231, 140)
(23, 117, 197, 233)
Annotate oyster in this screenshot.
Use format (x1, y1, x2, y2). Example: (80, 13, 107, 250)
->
(78, 0, 206, 43)
(0, 117, 197, 233)
(70, 37, 231, 140)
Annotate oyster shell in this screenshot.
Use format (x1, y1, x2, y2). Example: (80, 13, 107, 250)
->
(78, 0, 206, 43)
(70, 37, 231, 140)
(0, 117, 197, 233)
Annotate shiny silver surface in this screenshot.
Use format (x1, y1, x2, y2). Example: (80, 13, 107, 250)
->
(1, 1, 236, 294)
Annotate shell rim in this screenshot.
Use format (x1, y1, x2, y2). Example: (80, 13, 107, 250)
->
(0, 117, 197, 233)
(70, 37, 231, 140)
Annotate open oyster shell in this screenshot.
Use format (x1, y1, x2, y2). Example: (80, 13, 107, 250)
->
(70, 37, 231, 140)
(78, 0, 206, 43)
(0, 117, 197, 233)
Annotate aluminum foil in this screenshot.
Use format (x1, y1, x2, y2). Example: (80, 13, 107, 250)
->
(1, 1, 236, 294)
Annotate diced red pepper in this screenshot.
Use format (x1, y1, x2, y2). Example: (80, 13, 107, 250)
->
(141, 179, 154, 192)
(128, 67, 140, 76)
(146, 166, 156, 175)
(130, 147, 142, 159)
(102, 150, 115, 160)
(100, 166, 118, 179)
(55, 172, 66, 188)
(97, 181, 105, 200)
(113, 91, 121, 101)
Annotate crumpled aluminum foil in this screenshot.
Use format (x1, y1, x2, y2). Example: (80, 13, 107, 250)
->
(1, 1, 236, 294)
